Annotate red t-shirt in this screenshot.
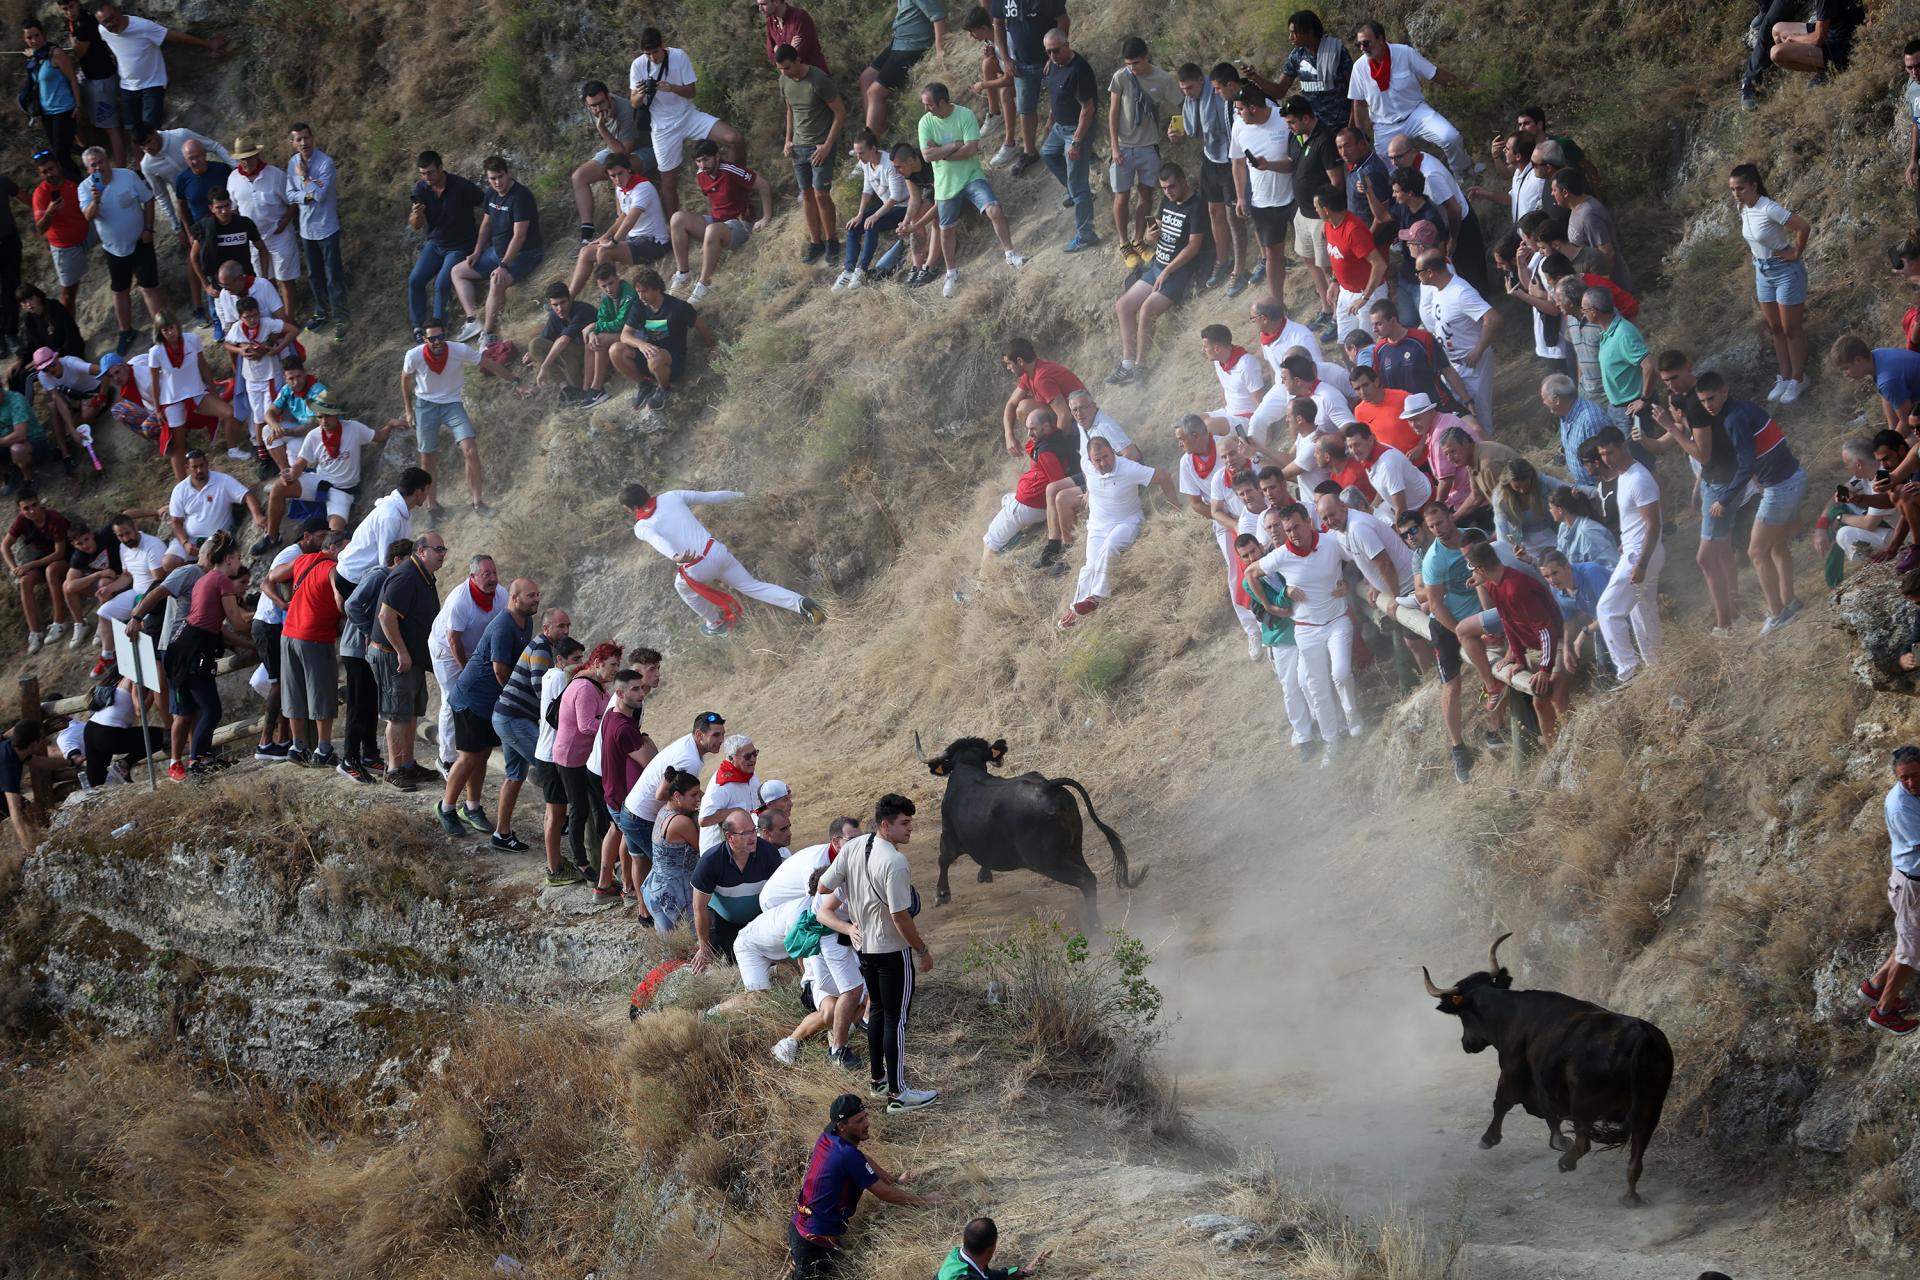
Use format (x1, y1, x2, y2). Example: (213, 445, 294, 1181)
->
(1012, 437, 1071, 507)
(186, 568, 236, 632)
(1486, 568, 1563, 668)
(6, 508, 70, 560)
(282, 550, 344, 643)
(1354, 388, 1418, 456)
(33, 179, 88, 249)
(698, 163, 758, 223)
(1325, 213, 1380, 294)
(1017, 359, 1086, 409)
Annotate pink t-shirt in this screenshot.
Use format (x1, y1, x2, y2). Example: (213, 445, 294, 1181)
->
(1426, 412, 1485, 509)
(553, 674, 607, 768)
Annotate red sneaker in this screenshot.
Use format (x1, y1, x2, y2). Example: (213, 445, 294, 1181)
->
(1859, 978, 1913, 1014)
(165, 760, 187, 783)
(90, 655, 112, 677)
(1868, 1006, 1918, 1035)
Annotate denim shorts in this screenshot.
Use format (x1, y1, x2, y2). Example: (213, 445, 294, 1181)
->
(1109, 145, 1163, 192)
(790, 149, 837, 190)
(415, 398, 475, 453)
(1474, 607, 1507, 640)
(612, 806, 655, 858)
(1753, 256, 1807, 306)
(1698, 477, 1745, 541)
(1012, 62, 1044, 115)
(492, 709, 538, 782)
(936, 177, 1000, 227)
(1755, 467, 1808, 526)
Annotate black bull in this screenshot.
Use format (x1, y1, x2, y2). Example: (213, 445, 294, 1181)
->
(1424, 934, 1674, 1207)
(915, 735, 1144, 924)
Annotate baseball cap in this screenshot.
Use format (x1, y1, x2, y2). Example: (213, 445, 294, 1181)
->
(230, 136, 262, 160)
(829, 1093, 866, 1126)
(98, 352, 124, 371)
(759, 779, 791, 806)
(1396, 220, 1441, 247)
(30, 346, 58, 370)
(1401, 392, 1438, 417)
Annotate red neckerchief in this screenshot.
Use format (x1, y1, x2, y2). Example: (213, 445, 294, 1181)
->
(1285, 526, 1319, 556)
(1217, 345, 1250, 373)
(1258, 327, 1283, 347)
(468, 578, 495, 612)
(238, 158, 261, 179)
(239, 316, 263, 346)
(420, 341, 449, 376)
(1367, 46, 1392, 92)
(633, 499, 658, 521)
(1189, 439, 1219, 481)
(319, 417, 344, 459)
(714, 760, 754, 786)
(160, 333, 187, 368)
(618, 172, 646, 195)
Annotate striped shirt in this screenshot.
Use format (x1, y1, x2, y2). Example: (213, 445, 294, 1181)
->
(495, 632, 554, 723)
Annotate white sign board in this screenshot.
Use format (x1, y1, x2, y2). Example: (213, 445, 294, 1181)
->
(107, 617, 163, 695)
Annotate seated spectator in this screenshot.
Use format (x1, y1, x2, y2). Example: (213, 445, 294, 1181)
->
(1463, 540, 1568, 740)
(29, 347, 114, 462)
(835, 129, 910, 290)
(1548, 484, 1619, 570)
(567, 151, 669, 297)
(1816, 434, 1894, 564)
(261, 350, 326, 467)
(630, 27, 747, 218)
(665, 140, 773, 306)
(610, 268, 715, 415)
(59, 520, 118, 653)
(167, 447, 264, 565)
(522, 282, 597, 400)
(1537, 548, 1611, 673)
(451, 156, 545, 348)
(1, 489, 71, 653)
(983, 407, 1076, 570)
(1743, 0, 1858, 108)
(690, 809, 785, 970)
(9, 285, 83, 394)
(1105, 165, 1210, 385)
(855, 0, 947, 136)
(405, 150, 485, 342)
(1491, 457, 1567, 559)
(573, 78, 654, 244)
(3, 363, 68, 483)
(261, 394, 394, 546)
(574, 264, 639, 411)
(958, 7, 1014, 171)
(877, 142, 940, 283)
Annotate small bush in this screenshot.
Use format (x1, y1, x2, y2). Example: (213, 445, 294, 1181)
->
(809, 380, 870, 466)
(480, 9, 533, 120)
(1062, 631, 1133, 696)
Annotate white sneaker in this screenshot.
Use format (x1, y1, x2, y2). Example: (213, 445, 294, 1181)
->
(1764, 374, 1788, 402)
(1778, 378, 1803, 404)
(1246, 634, 1263, 661)
(845, 268, 865, 291)
(455, 318, 484, 343)
(26, 631, 43, 655)
(772, 1036, 800, 1066)
(830, 271, 851, 291)
(1004, 249, 1028, 268)
(67, 622, 87, 650)
(988, 143, 1019, 168)
(667, 270, 693, 292)
(887, 1086, 939, 1111)
(942, 270, 959, 298)
(688, 282, 711, 305)
(43, 622, 64, 644)
(225, 447, 253, 462)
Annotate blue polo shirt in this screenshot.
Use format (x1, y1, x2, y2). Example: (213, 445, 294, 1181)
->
(1874, 348, 1920, 413)
(447, 607, 530, 718)
(1552, 560, 1611, 620)
(690, 837, 785, 924)
(174, 160, 235, 224)
(791, 1129, 878, 1242)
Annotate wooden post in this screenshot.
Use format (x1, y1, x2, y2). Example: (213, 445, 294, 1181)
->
(17, 673, 52, 817)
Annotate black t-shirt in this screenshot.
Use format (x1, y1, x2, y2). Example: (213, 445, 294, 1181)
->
(375, 558, 439, 664)
(484, 181, 542, 256)
(22, 300, 84, 360)
(540, 300, 597, 343)
(69, 527, 121, 574)
(627, 295, 697, 360)
(1043, 51, 1098, 127)
(411, 172, 485, 253)
(1153, 190, 1206, 268)
(999, 0, 1064, 66)
(1292, 123, 1341, 220)
(192, 212, 260, 278)
(0, 738, 25, 800)
(1390, 201, 1447, 284)
(67, 7, 116, 80)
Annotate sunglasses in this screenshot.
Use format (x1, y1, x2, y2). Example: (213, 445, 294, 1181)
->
(32, 149, 54, 163)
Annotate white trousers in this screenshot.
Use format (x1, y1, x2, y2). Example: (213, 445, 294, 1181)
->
(1456, 350, 1495, 432)
(1335, 284, 1388, 341)
(983, 492, 1047, 552)
(1213, 526, 1258, 640)
(1597, 542, 1664, 679)
(433, 653, 462, 766)
(1838, 524, 1893, 559)
(674, 540, 805, 623)
(1294, 613, 1357, 741)
(1248, 388, 1292, 448)
(1269, 643, 1315, 745)
(1372, 103, 1469, 175)
(1074, 519, 1140, 602)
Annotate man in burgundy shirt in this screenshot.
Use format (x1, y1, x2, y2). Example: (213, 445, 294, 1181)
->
(999, 336, 1085, 456)
(1463, 540, 1568, 739)
(759, 0, 827, 71)
(598, 655, 662, 907)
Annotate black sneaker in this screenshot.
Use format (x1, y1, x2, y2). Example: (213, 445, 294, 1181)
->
(490, 829, 530, 852)
(1103, 363, 1136, 386)
(1297, 741, 1315, 764)
(645, 386, 670, 413)
(579, 222, 595, 244)
(435, 801, 464, 836)
(255, 741, 291, 762)
(386, 769, 418, 793)
(115, 329, 137, 356)
(825, 238, 841, 259)
(1029, 538, 1063, 569)
(802, 240, 827, 264)
(575, 388, 609, 410)
(1451, 745, 1474, 784)
(1010, 151, 1037, 176)
(311, 746, 340, 770)
(906, 267, 935, 289)
(250, 533, 277, 557)
(286, 745, 310, 767)
(336, 757, 371, 783)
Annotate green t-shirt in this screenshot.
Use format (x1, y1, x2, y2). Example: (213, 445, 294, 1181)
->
(1241, 563, 1295, 647)
(780, 66, 840, 148)
(1421, 540, 1479, 621)
(918, 105, 985, 202)
(0, 391, 45, 446)
(1596, 315, 1650, 408)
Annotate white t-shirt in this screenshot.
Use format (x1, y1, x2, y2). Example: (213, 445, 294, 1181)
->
(295, 419, 377, 490)
(1739, 196, 1795, 261)
(403, 341, 480, 405)
(535, 666, 568, 763)
(698, 775, 764, 852)
(90, 684, 138, 730)
(168, 471, 252, 542)
(1291, 424, 1336, 496)
(1303, 382, 1357, 431)
(1258, 318, 1322, 371)
(760, 841, 833, 913)
(1084, 456, 1157, 530)
(626, 732, 703, 820)
(1509, 165, 1546, 222)
(1419, 275, 1492, 369)
(428, 580, 508, 665)
(1615, 462, 1661, 559)
(1366, 445, 1434, 516)
(37, 356, 100, 396)
(148, 333, 206, 405)
(230, 316, 288, 384)
(1075, 411, 1133, 470)
(1257, 532, 1349, 625)
(214, 275, 283, 331)
(1224, 491, 1267, 538)
(858, 154, 910, 204)
(1315, 359, 1354, 401)
(254, 542, 304, 627)
(120, 531, 167, 594)
(1229, 112, 1295, 208)
(1213, 350, 1266, 416)
(1347, 42, 1436, 124)
(631, 48, 698, 130)
(1177, 450, 1222, 501)
(615, 176, 668, 242)
(1416, 152, 1462, 212)
(226, 164, 293, 244)
(1339, 508, 1415, 597)
(102, 15, 169, 90)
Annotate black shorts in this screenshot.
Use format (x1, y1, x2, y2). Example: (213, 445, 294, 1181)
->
(1249, 202, 1295, 248)
(1139, 260, 1195, 303)
(452, 706, 500, 753)
(1198, 158, 1234, 205)
(867, 44, 928, 90)
(251, 620, 283, 681)
(535, 760, 568, 805)
(106, 241, 159, 292)
(1429, 616, 1463, 683)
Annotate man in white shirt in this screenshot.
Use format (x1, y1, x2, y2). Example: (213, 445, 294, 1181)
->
(1042, 389, 1142, 556)
(223, 137, 300, 319)
(1383, 133, 1484, 293)
(166, 449, 264, 563)
(1344, 421, 1432, 521)
(1258, 501, 1356, 761)
(211, 259, 286, 331)
(620, 481, 826, 635)
(1345, 22, 1469, 175)
(93, 1, 225, 131)
(1415, 250, 1499, 430)
(698, 733, 763, 850)
(1228, 85, 1296, 301)
(1592, 427, 1663, 684)
(427, 554, 507, 772)
(335, 467, 432, 589)
(1251, 296, 1322, 369)
(93, 513, 168, 675)
(1173, 416, 1262, 652)
(398, 319, 518, 519)
(1062, 434, 1178, 628)
(133, 124, 229, 239)
(219, 293, 299, 462)
(630, 28, 746, 217)
(286, 122, 346, 334)
(1200, 322, 1269, 437)
(78, 146, 162, 355)
(567, 151, 670, 295)
(763, 815, 867, 1069)
(1256, 349, 1355, 443)
(260, 395, 395, 547)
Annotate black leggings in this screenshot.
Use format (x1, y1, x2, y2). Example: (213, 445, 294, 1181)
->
(82, 720, 167, 785)
(559, 763, 606, 871)
(855, 947, 915, 1095)
(341, 655, 378, 761)
(785, 1221, 839, 1279)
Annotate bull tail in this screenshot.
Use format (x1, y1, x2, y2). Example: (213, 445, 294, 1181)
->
(1054, 777, 1146, 891)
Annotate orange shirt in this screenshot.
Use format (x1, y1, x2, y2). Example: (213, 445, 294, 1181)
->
(1354, 388, 1418, 456)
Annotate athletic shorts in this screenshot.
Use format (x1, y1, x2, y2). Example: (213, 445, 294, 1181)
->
(652, 109, 721, 171)
(79, 73, 119, 128)
(791, 150, 837, 189)
(534, 759, 568, 805)
(295, 472, 355, 522)
(1139, 259, 1195, 303)
(251, 619, 284, 681)
(805, 927, 865, 997)
(369, 647, 428, 719)
(595, 143, 658, 177)
(471, 244, 544, 284)
(983, 491, 1047, 552)
(623, 234, 671, 262)
(1197, 157, 1234, 205)
(452, 706, 500, 753)
(281, 634, 339, 720)
(414, 398, 475, 453)
(1109, 145, 1162, 193)
(1292, 214, 1330, 269)
(1248, 202, 1295, 248)
(50, 244, 89, 288)
(1429, 615, 1463, 682)
(105, 242, 159, 292)
(867, 44, 928, 90)
(704, 215, 752, 250)
(936, 177, 1000, 228)
(1474, 607, 1506, 640)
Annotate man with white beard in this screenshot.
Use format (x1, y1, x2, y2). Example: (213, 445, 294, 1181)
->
(1259, 501, 1355, 764)
(1059, 435, 1178, 629)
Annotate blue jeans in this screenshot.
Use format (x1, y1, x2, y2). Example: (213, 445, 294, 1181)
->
(844, 206, 905, 270)
(118, 84, 164, 131)
(1039, 123, 1093, 241)
(302, 231, 348, 317)
(408, 242, 464, 329)
(491, 709, 538, 783)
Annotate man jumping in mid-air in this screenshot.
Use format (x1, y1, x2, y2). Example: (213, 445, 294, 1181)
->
(621, 481, 826, 636)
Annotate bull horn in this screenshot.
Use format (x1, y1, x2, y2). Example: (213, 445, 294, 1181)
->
(1421, 967, 1458, 999)
(1487, 932, 1513, 974)
(912, 731, 929, 763)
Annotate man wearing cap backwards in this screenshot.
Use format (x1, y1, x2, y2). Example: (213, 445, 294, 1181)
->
(222, 136, 300, 321)
(787, 1093, 944, 1279)
(257, 393, 397, 550)
(618, 479, 826, 636)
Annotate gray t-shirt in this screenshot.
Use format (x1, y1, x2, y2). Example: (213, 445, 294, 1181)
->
(1569, 198, 1632, 293)
(818, 833, 914, 954)
(1108, 65, 1180, 150)
(158, 564, 206, 649)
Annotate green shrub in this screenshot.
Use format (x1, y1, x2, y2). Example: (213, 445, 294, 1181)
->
(480, 11, 534, 120)
(808, 380, 869, 465)
(1062, 631, 1132, 696)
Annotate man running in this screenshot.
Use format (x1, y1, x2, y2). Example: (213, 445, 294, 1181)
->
(621, 481, 825, 635)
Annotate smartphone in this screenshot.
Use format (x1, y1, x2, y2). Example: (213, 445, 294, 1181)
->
(1879, 466, 1894, 483)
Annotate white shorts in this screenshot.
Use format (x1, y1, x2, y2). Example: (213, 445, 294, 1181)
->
(256, 232, 302, 281)
(983, 491, 1048, 552)
(804, 934, 865, 998)
(243, 378, 277, 426)
(735, 925, 791, 993)
(297, 472, 355, 521)
(1208, 405, 1255, 427)
(162, 399, 195, 428)
(99, 588, 140, 622)
(164, 536, 197, 562)
(653, 110, 720, 172)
